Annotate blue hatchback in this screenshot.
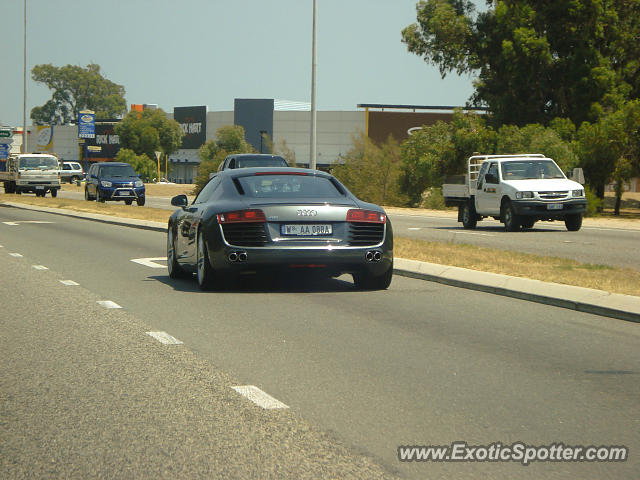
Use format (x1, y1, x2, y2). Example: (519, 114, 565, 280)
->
(85, 162, 146, 206)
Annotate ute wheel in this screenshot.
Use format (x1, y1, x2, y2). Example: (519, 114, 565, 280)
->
(565, 214, 582, 231)
(136, 197, 145, 206)
(521, 219, 535, 229)
(167, 229, 190, 279)
(51, 189, 57, 198)
(502, 200, 521, 232)
(461, 201, 477, 229)
(196, 232, 220, 290)
(353, 262, 393, 290)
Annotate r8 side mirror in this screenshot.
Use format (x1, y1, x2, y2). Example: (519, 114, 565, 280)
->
(171, 194, 188, 207)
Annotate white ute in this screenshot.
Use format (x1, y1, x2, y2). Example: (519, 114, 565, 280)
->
(442, 154, 587, 231)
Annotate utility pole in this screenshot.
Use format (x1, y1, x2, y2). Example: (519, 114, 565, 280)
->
(22, 0, 27, 153)
(309, 0, 317, 170)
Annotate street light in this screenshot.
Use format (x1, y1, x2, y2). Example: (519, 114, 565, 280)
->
(309, 0, 317, 170)
(22, 0, 27, 153)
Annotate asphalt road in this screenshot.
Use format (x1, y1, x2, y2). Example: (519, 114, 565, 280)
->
(1, 205, 638, 479)
(57, 189, 640, 269)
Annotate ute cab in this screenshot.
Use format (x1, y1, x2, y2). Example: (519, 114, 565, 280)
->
(1, 153, 61, 197)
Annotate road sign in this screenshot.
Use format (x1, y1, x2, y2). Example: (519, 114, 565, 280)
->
(87, 145, 101, 152)
(78, 110, 95, 139)
(0, 144, 10, 159)
(0, 130, 12, 138)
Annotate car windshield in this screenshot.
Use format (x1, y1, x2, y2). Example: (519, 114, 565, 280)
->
(18, 156, 58, 170)
(237, 174, 343, 198)
(501, 160, 565, 180)
(100, 165, 136, 177)
(236, 157, 287, 168)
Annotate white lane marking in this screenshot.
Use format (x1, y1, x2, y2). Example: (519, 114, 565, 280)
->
(131, 257, 167, 269)
(32, 265, 48, 270)
(97, 300, 122, 309)
(146, 331, 184, 345)
(59, 280, 79, 286)
(9, 253, 23, 257)
(407, 227, 422, 231)
(231, 385, 289, 410)
(0, 245, 3, 247)
(2, 221, 55, 226)
(454, 231, 496, 237)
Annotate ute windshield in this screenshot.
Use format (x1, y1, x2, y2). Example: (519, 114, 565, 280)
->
(237, 174, 343, 198)
(100, 165, 137, 177)
(501, 160, 565, 180)
(18, 156, 59, 170)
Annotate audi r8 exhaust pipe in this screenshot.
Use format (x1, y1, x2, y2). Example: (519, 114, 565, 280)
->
(373, 251, 382, 262)
(238, 252, 248, 262)
(366, 251, 382, 262)
(366, 251, 374, 262)
(228, 252, 238, 262)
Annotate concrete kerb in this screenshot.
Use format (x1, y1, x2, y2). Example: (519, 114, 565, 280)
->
(3, 200, 639, 323)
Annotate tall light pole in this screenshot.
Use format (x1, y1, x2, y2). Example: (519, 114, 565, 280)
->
(22, 0, 27, 153)
(309, 0, 317, 170)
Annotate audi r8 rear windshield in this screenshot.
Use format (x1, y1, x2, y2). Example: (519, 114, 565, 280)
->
(236, 174, 344, 198)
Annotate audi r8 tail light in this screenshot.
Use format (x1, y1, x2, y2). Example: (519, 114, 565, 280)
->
(346, 209, 386, 224)
(217, 209, 266, 223)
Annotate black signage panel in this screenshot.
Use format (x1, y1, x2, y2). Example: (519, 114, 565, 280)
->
(174, 106, 207, 149)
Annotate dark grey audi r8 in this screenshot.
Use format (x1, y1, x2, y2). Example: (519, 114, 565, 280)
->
(167, 167, 393, 290)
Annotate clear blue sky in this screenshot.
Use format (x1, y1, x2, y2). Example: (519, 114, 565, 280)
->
(1, 0, 483, 127)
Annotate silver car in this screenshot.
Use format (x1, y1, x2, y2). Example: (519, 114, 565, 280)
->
(167, 167, 393, 290)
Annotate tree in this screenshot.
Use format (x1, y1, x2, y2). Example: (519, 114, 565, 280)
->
(115, 149, 156, 182)
(332, 133, 408, 206)
(399, 111, 495, 206)
(402, 0, 639, 127)
(576, 99, 640, 209)
(114, 109, 184, 171)
(30, 63, 126, 124)
(193, 125, 254, 194)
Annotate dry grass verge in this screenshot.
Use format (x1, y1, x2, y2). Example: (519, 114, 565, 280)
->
(60, 182, 195, 197)
(395, 236, 640, 296)
(2, 193, 638, 296)
(0, 194, 172, 223)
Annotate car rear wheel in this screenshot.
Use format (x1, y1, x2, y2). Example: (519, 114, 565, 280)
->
(136, 197, 145, 206)
(196, 233, 219, 290)
(167, 229, 189, 279)
(353, 262, 393, 290)
(461, 201, 477, 229)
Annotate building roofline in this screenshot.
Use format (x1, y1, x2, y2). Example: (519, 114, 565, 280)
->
(357, 103, 487, 111)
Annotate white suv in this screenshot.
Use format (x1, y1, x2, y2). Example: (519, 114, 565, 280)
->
(60, 161, 84, 183)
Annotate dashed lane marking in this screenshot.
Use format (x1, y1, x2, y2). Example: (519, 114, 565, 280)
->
(97, 300, 122, 309)
(131, 257, 168, 269)
(59, 280, 79, 286)
(9, 253, 23, 257)
(231, 385, 289, 410)
(32, 265, 48, 270)
(146, 331, 184, 345)
(2, 221, 55, 226)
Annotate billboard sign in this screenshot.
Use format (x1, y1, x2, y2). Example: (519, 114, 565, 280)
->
(174, 106, 207, 149)
(78, 110, 95, 138)
(36, 125, 54, 152)
(85, 123, 121, 159)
